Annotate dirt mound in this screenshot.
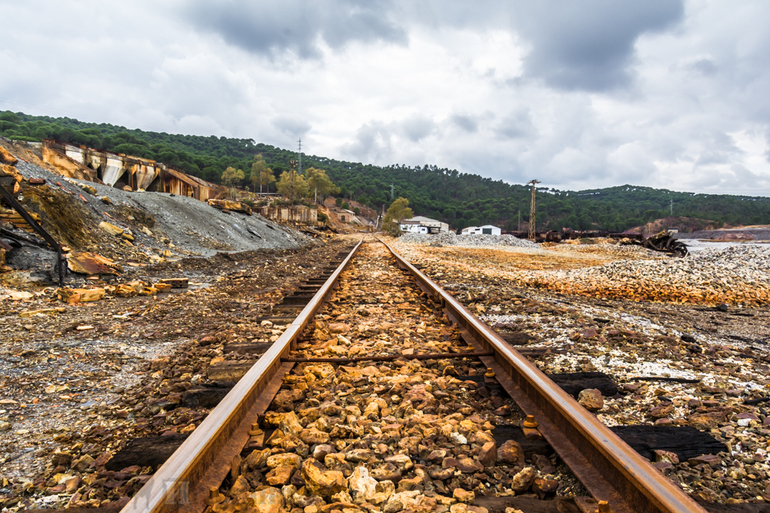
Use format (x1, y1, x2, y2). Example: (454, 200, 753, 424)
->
(0, 144, 312, 286)
(21, 183, 102, 249)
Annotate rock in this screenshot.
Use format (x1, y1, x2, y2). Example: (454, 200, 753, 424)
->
(63, 475, 81, 494)
(266, 465, 295, 486)
(478, 441, 497, 467)
(0, 146, 18, 165)
(384, 454, 413, 472)
(230, 475, 251, 496)
(325, 452, 353, 476)
(272, 389, 304, 410)
(649, 403, 674, 418)
(370, 462, 402, 482)
(301, 458, 347, 498)
(578, 388, 603, 411)
(403, 384, 436, 410)
(511, 466, 536, 494)
(99, 221, 125, 236)
(456, 457, 483, 473)
(371, 480, 396, 505)
(453, 488, 475, 503)
(654, 450, 679, 464)
(426, 448, 447, 462)
(688, 454, 721, 467)
(264, 411, 304, 436)
(395, 470, 423, 492)
(384, 490, 421, 513)
(533, 477, 559, 498)
(348, 466, 378, 503)
(0, 421, 11, 432)
(328, 323, 350, 334)
(207, 199, 252, 215)
(266, 453, 302, 469)
(532, 454, 556, 475)
(71, 454, 95, 472)
(246, 449, 270, 470)
(300, 427, 331, 444)
(51, 452, 73, 467)
(313, 444, 335, 460)
(56, 287, 106, 304)
(687, 413, 720, 430)
(249, 487, 284, 513)
(497, 440, 524, 465)
(450, 504, 489, 513)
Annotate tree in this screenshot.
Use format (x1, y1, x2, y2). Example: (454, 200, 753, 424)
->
(250, 154, 275, 193)
(304, 166, 340, 203)
(383, 197, 413, 236)
(276, 161, 309, 203)
(221, 166, 244, 199)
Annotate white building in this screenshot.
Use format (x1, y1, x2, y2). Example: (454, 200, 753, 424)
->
(400, 216, 449, 234)
(461, 225, 501, 235)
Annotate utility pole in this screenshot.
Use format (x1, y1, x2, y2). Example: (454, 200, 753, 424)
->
(297, 138, 302, 176)
(527, 179, 540, 241)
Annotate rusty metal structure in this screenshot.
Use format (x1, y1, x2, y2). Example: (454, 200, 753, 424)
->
(0, 183, 66, 285)
(643, 230, 688, 257)
(41, 139, 221, 200)
(256, 204, 318, 224)
(527, 179, 540, 241)
(121, 239, 707, 513)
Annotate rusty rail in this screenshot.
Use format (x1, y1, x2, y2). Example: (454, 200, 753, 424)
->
(120, 240, 362, 513)
(382, 239, 706, 513)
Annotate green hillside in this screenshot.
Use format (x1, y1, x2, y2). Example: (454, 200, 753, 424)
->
(2, 110, 770, 232)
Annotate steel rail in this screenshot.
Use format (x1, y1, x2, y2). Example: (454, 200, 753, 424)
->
(383, 240, 707, 513)
(120, 240, 363, 513)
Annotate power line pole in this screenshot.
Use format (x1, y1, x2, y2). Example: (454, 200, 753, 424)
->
(297, 138, 302, 176)
(527, 179, 540, 241)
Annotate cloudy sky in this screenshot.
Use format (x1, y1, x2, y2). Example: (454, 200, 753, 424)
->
(2, 1, 770, 196)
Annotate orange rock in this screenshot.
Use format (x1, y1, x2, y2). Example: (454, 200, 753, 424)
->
(56, 287, 106, 304)
(0, 146, 18, 166)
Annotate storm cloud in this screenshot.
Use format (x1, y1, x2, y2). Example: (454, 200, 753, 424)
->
(184, 0, 408, 59)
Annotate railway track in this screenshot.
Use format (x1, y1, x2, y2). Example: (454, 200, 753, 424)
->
(120, 238, 708, 513)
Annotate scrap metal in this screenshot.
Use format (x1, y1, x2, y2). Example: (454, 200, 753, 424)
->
(0, 183, 67, 285)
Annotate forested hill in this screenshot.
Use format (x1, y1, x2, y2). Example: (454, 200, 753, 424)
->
(2, 110, 770, 232)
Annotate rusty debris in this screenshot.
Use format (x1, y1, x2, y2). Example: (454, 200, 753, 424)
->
(643, 230, 688, 257)
(56, 287, 106, 304)
(206, 198, 253, 215)
(67, 251, 123, 276)
(0, 179, 67, 285)
(158, 278, 189, 288)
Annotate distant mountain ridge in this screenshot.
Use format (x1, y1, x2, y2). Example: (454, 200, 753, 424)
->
(2, 110, 769, 232)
